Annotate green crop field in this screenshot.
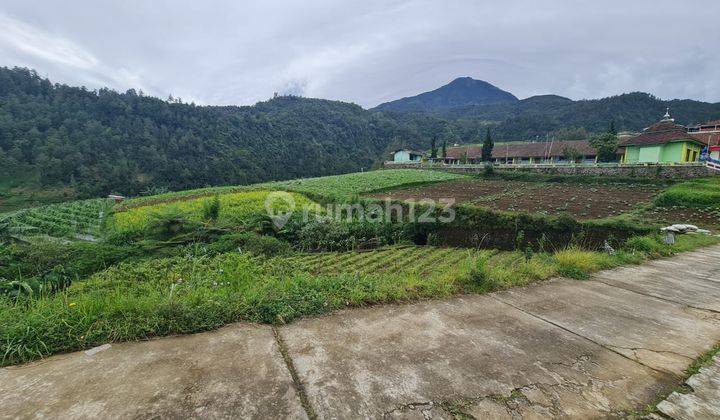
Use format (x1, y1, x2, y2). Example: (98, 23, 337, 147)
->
(1, 198, 113, 239)
(112, 191, 318, 235)
(3, 170, 460, 239)
(281, 246, 479, 277)
(267, 169, 466, 199)
(122, 169, 465, 207)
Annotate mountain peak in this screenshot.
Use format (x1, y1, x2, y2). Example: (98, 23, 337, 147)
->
(373, 77, 518, 112)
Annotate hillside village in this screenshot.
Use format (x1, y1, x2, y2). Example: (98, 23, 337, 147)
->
(391, 110, 720, 167)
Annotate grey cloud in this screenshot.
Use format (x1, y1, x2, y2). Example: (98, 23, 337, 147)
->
(0, 0, 717, 107)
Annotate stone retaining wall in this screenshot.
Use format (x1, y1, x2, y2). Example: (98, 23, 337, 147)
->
(384, 162, 716, 179)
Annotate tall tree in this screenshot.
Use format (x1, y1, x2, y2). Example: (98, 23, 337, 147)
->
(481, 128, 494, 162)
(608, 120, 617, 136)
(430, 136, 438, 159)
(590, 132, 619, 162)
(562, 145, 582, 163)
(441, 139, 447, 158)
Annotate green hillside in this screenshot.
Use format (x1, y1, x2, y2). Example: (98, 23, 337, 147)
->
(0, 67, 413, 204)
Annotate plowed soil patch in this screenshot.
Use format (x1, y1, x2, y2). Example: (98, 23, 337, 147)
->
(367, 179, 662, 220)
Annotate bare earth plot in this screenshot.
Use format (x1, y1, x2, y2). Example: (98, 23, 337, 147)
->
(367, 179, 663, 220)
(2, 246, 720, 419)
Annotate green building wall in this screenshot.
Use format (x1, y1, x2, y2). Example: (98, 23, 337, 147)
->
(660, 143, 684, 162)
(623, 141, 702, 164)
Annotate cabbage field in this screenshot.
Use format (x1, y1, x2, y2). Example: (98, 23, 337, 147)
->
(0, 198, 113, 239)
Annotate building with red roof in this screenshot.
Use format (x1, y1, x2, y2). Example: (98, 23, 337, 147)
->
(440, 140, 604, 164)
(619, 109, 706, 164)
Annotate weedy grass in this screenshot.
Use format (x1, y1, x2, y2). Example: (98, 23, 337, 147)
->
(2, 233, 717, 366)
(654, 177, 720, 209)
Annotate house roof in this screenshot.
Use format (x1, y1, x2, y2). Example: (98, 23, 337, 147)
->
(691, 132, 720, 146)
(392, 149, 425, 155)
(620, 120, 706, 147)
(445, 140, 601, 160)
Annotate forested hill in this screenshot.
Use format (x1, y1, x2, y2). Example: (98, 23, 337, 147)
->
(434, 92, 720, 139)
(373, 78, 720, 141)
(0, 67, 407, 198)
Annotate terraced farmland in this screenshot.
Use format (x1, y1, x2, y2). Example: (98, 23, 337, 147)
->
(281, 245, 481, 277)
(268, 169, 466, 199)
(122, 169, 465, 207)
(1, 198, 112, 239)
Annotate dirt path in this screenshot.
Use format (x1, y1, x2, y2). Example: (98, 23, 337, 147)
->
(2, 246, 720, 419)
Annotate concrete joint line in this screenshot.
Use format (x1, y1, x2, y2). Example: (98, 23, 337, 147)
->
(489, 294, 672, 377)
(594, 279, 720, 315)
(272, 326, 318, 420)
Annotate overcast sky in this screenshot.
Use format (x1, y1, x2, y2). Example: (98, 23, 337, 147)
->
(0, 0, 717, 108)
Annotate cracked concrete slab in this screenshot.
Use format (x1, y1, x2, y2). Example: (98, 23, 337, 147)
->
(494, 278, 720, 376)
(596, 246, 720, 312)
(279, 294, 673, 419)
(657, 355, 720, 420)
(0, 323, 307, 419)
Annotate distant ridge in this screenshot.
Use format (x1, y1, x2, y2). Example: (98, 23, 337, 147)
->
(373, 77, 518, 112)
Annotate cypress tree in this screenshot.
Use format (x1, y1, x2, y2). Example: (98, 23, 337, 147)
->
(481, 128, 494, 162)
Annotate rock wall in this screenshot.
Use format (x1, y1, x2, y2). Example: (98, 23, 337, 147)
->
(384, 162, 716, 179)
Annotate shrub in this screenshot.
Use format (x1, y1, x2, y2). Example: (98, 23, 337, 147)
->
(146, 208, 200, 240)
(468, 259, 491, 290)
(623, 235, 669, 257)
(201, 195, 221, 222)
(206, 232, 291, 257)
(293, 219, 404, 252)
(483, 162, 495, 176)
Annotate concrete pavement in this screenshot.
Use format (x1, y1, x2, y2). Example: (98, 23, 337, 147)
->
(2, 245, 720, 419)
(657, 355, 720, 420)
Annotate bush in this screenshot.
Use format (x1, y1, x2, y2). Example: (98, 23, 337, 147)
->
(201, 195, 221, 222)
(623, 235, 669, 256)
(483, 162, 495, 176)
(293, 219, 404, 252)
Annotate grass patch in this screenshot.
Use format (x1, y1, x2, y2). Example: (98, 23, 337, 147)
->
(553, 247, 615, 279)
(654, 177, 720, 209)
